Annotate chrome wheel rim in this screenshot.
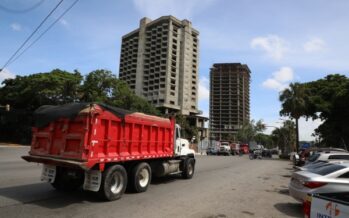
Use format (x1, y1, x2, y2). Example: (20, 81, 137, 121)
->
(110, 173, 123, 194)
(138, 168, 150, 188)
(188, 162, 193, 175)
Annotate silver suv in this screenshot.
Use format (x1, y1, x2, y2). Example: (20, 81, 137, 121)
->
(306, 152, 349, 164)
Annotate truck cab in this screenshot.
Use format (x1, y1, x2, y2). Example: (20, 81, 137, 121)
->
(218, 141, 231, 156)
(174, 124, 195, 156)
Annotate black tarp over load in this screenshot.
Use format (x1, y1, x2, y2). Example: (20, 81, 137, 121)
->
(33, 103, 132, 128)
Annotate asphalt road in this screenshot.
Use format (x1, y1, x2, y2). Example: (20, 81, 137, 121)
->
(0, 146, 302, 218)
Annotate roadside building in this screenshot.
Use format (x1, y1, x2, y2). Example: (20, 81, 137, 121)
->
(209, 63, 251, 141)
(119, 16, 199, 116)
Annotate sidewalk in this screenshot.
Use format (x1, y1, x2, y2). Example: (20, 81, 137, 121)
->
(0, 143, 28, 147)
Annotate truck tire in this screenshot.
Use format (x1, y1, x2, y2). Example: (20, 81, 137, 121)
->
(182, 158, 195, 179)
(98, 165, 127, 201)
(129, 162, 152, 193)
(51, 167, 84, 191)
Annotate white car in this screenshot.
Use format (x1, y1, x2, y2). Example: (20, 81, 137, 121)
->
(295, 160, 349, 171)
(289, 162, 349, 202)
(306, 152, 349, 164)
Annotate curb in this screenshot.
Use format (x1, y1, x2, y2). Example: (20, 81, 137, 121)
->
(0, 144, 29, 148)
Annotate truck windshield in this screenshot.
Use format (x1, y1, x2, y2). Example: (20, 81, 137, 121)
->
(176, 127, 180, 139)
(308, 153, 320, 162)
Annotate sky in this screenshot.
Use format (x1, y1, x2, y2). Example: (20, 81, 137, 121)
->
(1, 0, 349, 140)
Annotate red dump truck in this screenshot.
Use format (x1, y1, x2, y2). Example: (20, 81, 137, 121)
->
(22, 103, 195, 201)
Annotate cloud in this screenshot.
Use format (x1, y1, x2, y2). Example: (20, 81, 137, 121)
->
(0, 68, 15, 85)
(262, 79, 286, 91)
(272, 66, 294, 82)
(198, 76, 209, 101)
(303, 37, 326, 53)
(263, 117, 322, 141)
(132, 0, 216, 19)
(251, 35, 288, 60)
(262, 67, 294, 91)
(59, 18, 69, 27)
(10, 23, 22, 31)
(299, 117, 323, 141)
(198, 76, 210, 118)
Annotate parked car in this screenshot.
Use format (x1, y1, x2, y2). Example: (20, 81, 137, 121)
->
(217, 142, 231, 156)
(249, 149, 262, 160)
(240, 144, 250, 154)
(206, 147, 218, 155)
(305, 152, 349, 165)
(230, 143, 240, 155)
(262, 149, 272, 158)
(295, 160, 349, 171)
(295, 148, 348, 166)
(270, 149, 279, 155)
(289, 162, 349, 202)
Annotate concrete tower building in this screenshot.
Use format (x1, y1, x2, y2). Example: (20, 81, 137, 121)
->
(209, 63, 251, 141)
(119, 16, 199, 116)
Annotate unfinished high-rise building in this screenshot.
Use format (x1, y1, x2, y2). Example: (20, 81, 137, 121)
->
(209, 63, 251, 141)
(119, 16, 199, 116)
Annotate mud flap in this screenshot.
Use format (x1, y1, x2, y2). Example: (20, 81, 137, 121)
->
(83, 170, 102, 192)
(41, 165, 56, 183)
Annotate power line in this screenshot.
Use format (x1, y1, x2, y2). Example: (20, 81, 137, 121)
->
(0, 0, 64, 73)
(8, 0, 80, 66)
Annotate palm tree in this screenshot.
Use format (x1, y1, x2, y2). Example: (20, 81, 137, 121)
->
(271, 120, 296, 154)
(279, 83, 307, 152)
(237, 120, 266, 144)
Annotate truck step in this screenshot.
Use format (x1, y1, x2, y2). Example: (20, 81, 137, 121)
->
(168, 160, 181, 164)
(168, 171, 182, 175)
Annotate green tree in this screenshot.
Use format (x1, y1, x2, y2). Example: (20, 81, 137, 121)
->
(255, 133, 273, 148)
(80, 69, 160, 115)
(237, 119, 266, 143)
(304, 74, 349, 147)
(80, 69, 117, 102)
(0, 69, 83, 144)
(271, 120, 296, 154)
(0, 69, 82, 110)
(279, 83, 308, 151)
(175, 114, 198, 141)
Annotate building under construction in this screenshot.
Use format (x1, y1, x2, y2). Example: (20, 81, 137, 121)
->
(209, 63, 250, 141)
(119, 16, 199, 116)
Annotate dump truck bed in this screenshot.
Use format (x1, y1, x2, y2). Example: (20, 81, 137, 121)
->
(23, 103, 175, 170)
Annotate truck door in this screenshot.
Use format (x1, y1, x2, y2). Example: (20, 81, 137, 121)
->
(175, 125, 182, 155)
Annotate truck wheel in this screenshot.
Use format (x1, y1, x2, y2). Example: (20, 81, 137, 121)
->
(182, 158, 195, 179)
(51, 167, 84, 191)
(130, 162, 152, 193)
(98, 165, 127, 201)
